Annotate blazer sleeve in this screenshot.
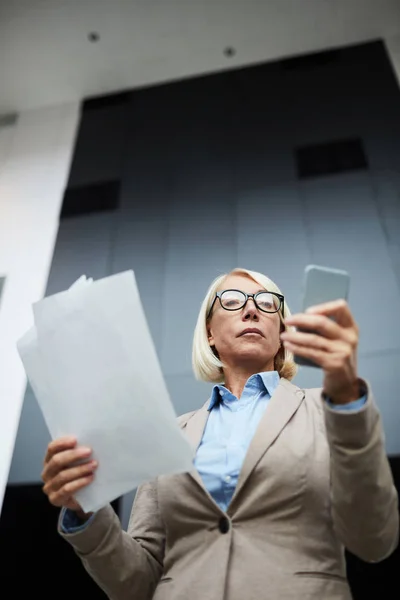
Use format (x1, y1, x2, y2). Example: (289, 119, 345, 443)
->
(58, 480, 165, 600)
(322, 380, 399, 562)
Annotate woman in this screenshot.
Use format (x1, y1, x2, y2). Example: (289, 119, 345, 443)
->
(42, 267, 399, 600)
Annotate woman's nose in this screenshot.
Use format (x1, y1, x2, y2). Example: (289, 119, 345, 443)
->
(243, 299, 260, 320)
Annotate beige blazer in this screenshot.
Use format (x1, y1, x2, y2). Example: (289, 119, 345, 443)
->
(59, 378, 399, 600)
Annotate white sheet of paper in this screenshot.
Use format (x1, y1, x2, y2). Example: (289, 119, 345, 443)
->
(17, 271, 194, 513)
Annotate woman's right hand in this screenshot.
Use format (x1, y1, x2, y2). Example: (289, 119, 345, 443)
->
(41, 436, 97, 518)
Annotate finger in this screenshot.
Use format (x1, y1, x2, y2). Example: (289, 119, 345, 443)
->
(283, 339, 353, 371)
(282, 340, 328, 368)
(285, 313, 342, 340)
(42, 446, 92, 481)
(305, 299, 356, 328)
(48, 475, 95, 507)
(280, 330, 333, 351)
(45, 436, 77, 464)
(44, 460, 98, 495)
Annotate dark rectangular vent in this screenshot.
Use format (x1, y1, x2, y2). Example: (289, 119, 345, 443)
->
(60, 180, 120, 219)
(295, 138, 368, 179)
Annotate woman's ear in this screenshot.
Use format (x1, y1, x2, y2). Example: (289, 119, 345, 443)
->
(207, 326, 215, 347)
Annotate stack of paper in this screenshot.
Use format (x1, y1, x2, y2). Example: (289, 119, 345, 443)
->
(17, 271, 194, 513)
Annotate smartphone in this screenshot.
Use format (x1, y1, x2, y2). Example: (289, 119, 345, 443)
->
(293, 264, 350, 368)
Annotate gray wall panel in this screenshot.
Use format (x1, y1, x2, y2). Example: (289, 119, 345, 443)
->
(299, 173, 400, 355)
(236, 182, 310, 315)
(112, 172, 170, 350)
(370, 170, 400, 289)
(357, 352, 400, 455)
(160, 183, 237, 376)
(165, 373, 213, 416)
(46, 213, 116, 294)
(291, 364, 325, 393)
(111, 89, 184, 351)
(112, 213, 168, 351)
(159, 84, 238, 376)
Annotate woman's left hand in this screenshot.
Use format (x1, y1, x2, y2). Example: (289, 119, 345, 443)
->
(281, 300, 361, 404)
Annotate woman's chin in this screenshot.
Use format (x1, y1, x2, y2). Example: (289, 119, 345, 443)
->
(235, 347, 272, 365)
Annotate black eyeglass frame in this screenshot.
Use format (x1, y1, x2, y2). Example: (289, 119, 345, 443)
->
(207, 289, 285, 319)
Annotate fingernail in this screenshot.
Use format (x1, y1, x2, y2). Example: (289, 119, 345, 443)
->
(80, 447, 91, 455)
(90, 460, 98, 468)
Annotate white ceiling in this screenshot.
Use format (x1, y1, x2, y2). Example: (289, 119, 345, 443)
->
(1, 0, 400, 114)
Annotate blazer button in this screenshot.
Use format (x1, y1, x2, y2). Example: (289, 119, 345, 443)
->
(219, 517, 230, 534)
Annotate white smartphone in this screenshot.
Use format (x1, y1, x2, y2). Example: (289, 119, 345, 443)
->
(293, 264, 350, 368)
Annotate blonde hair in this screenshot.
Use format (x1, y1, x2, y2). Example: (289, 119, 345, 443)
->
(192, 268, 298, 383)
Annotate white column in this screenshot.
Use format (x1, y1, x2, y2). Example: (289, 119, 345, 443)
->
(0, 102, 80, 513)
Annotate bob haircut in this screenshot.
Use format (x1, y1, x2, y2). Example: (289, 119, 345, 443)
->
(192, 267, 298, 383)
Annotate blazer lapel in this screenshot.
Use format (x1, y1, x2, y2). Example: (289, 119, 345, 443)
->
(183, 400, 212, 492)
(229, 378, 305, 508)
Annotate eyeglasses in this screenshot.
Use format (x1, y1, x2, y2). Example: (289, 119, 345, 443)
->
(207, 289, 284, 318)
